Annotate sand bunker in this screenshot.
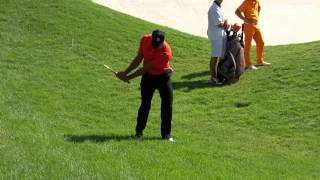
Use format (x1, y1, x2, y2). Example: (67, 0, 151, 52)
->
(94, 0, 320, 45)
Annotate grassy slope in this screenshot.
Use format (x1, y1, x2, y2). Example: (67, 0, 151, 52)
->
(0, 0, 319, 179)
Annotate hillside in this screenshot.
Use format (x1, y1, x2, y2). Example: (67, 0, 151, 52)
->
(0, 0, 319, 179)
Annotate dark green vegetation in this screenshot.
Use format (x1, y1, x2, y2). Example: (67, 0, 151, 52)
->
(0, 0, 319, 179)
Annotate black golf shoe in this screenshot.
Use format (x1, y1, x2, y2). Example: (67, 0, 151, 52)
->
(135, 132, 143, 139)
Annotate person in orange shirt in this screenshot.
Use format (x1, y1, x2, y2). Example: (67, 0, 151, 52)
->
(235, 0, 271, 70)
(116, 29, 174, 142)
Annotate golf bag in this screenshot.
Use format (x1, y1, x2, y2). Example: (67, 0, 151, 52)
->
(217, 25, 245, 84)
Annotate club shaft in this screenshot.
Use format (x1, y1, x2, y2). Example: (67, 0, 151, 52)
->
(88, 55, 117, 74)
(103, 64, 117, 74)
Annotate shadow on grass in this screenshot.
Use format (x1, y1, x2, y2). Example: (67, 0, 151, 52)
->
(173, 80, 223, 91)
(65, 134, 162, 143)
(174, 70, 224, 91)
(181, 70, 210, 80)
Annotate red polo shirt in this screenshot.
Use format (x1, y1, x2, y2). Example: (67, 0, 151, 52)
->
(138, 34, 172, 75)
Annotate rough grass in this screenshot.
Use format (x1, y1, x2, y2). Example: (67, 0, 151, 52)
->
(0, 0, 319, 179)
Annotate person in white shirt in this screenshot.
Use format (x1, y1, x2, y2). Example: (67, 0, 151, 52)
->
(207, 0, 230, 85)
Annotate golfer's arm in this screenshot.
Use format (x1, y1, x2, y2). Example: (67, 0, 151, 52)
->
(124, 54, 143, 74)
(235, 9, 245, 21)
(127, 63, 155, 80)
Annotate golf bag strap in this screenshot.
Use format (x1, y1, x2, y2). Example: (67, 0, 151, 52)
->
(235, 48, 241, 61)
(241, 24, 244, 37)
(240, 23, 244, 47)
(229, 51, 237, 70)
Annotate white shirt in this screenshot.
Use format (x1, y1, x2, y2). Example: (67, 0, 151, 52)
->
(207, 1, 226, 40)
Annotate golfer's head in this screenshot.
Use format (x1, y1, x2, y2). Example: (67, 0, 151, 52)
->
(152, 29, 165, 48)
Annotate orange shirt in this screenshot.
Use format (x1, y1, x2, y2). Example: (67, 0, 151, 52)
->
(238, 0, 260, 26)
(138, 34, 172, 75)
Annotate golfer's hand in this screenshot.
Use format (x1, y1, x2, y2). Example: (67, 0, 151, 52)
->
(224, 23, 231, 30)
(116, 71, 130, 83)
(223, 20, 230, 29)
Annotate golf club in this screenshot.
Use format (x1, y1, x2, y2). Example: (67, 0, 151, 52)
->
(88, 54, 117, 75)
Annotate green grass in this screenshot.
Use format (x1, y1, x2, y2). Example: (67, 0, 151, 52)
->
(0, 0, 319, 179)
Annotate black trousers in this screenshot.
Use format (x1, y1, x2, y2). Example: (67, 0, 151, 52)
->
(136, 72, 173, 138)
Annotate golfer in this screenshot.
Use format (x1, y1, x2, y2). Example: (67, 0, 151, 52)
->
(235, 0, 271, 70)
(116, 29, 174, 142)
(207, 0, 230, 85)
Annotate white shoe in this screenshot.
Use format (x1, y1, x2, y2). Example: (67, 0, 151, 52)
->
(167, 137, 175, 142)
(163, 135, 175, 143)
(256, 61, 271, 66)
(246, 65, 258, 70)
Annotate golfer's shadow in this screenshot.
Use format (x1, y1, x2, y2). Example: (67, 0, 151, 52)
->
(173, 70, 221, 91)
(65, 134, 161, 143)
(181, 70, 210, 80)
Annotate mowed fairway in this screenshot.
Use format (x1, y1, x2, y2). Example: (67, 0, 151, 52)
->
(0, 0, 319, 179)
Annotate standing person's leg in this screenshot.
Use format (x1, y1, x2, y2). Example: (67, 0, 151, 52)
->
(209, 39, 223, 84)
(253, 28, 265, 64)
(244, 24, 255, 68)
(253, 28, 271, 66)
(158, 74, 173, 139)
(136, 74, 156, 136)
(210, 57, 220, 79)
